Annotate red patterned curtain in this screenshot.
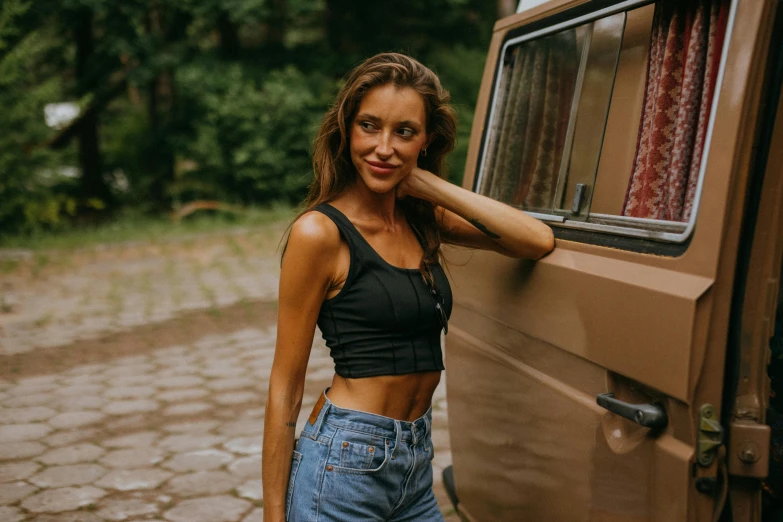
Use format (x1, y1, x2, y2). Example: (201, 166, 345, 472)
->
(480, 31, 579, 209)
(622, 0, 729, 222)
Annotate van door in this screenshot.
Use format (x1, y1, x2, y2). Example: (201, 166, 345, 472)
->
(443, 1, 780, 521)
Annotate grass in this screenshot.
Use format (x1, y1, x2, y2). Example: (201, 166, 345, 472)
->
(0, 204, 295, 251)
(165, 258, 182, 308)
(141, 271, 154, 318)
(226, 235, 246, 258)
(108, 277, 124, 320)
(31, 252, 49, 277)
(0, 258, 20, 274)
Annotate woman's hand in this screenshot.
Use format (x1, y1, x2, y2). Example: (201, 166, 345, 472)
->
(396, 166, 432, 200)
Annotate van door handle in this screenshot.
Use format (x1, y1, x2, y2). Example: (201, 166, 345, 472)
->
(596, 393, 668, 429)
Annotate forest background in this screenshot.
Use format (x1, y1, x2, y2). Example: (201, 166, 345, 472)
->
(0, 0, 517, 239)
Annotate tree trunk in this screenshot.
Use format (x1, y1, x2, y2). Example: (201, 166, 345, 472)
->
(145, 2, 175, 210)
(325, 0, 367, 56)
(75, 8, 112, 206)
(217, 12, 240, 59)
(267, 0, 286, 48)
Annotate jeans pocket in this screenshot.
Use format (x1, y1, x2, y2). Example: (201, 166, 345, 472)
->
(330, 430, 389, 474)
(285, 450, 303, 520)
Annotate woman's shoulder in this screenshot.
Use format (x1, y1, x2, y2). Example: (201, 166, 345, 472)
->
(288, 210, 342, 256)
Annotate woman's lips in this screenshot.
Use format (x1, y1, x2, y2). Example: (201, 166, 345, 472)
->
(365, 160, 398, 176)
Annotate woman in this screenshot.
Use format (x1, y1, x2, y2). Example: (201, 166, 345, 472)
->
(262, 52, 554, 522)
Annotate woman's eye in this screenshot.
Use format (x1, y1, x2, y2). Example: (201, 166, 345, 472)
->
(359, 121, 375, 131)
(398, 128, 415, 138)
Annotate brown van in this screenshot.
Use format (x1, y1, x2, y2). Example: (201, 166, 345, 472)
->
(441, 0, 783, 520)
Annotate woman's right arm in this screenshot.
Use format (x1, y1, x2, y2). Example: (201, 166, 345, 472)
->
(262, 212, 341, 522)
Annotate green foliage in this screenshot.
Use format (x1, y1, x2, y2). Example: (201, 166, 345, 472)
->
(0, 8, 77, 234)
(323, 0, 495, 70)
(0, 0, 31, 52)
(171, 62, 335, 204)
(0, 0, 497, 237)
(179, 0, 267, 24)
(0, 204, 294, 250)
(427, 45, 488, 186)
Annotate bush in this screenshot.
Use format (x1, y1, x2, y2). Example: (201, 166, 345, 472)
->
(173, 62, 335, 205)
(0, 22, 79, 235)
(427, 45, 487, 187)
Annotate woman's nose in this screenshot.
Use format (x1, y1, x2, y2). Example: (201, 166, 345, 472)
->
(375, 133, 393, 158)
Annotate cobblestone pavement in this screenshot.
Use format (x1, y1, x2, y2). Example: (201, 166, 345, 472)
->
(0, 231, 458, 521)
(0, 228, 285, 356)
(0, 328, 455, 521)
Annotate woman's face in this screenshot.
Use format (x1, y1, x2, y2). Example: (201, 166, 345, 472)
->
(349, 84, 430, 194)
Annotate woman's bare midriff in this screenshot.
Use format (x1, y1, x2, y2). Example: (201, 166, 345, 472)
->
(326, 371, 442, 422)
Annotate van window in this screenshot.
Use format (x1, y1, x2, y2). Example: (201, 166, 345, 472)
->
(476, 0, 731, 242)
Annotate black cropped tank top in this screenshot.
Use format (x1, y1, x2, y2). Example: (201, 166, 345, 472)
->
(314, 203, 452, 378)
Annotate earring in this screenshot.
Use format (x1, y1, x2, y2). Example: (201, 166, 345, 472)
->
(420, 148, 427, 157)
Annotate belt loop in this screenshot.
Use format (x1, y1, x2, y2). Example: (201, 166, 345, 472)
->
(310, 390, 328, 440)
(308, 392, 326, 426)
(423, 415, 430, 440)
(412, 421, 418, 445)
(391, 420, 402, 459)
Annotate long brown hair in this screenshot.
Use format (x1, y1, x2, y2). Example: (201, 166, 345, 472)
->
(287, 52, 457, 285)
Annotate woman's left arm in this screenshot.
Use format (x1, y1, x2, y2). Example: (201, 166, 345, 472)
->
(399, 167, 555, 259)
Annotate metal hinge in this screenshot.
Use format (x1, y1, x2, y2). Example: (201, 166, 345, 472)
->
(697, 404, 724, 467)
(728, 420, 770, 478)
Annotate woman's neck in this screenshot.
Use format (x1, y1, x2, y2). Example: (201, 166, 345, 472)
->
(340, 181, 399, 229)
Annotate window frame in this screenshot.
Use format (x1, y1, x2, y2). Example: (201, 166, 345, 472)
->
(475, 0, 738, 246)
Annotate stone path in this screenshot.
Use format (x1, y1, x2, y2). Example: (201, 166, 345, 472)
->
(0, 228, 284, 356)
(0, 328, 455, 521)
(0, 229, 458, 521)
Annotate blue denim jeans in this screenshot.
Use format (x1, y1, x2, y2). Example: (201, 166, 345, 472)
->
(286, 390, 444, 522)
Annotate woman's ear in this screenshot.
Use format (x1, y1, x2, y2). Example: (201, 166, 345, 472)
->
(425, 133, 436, 150)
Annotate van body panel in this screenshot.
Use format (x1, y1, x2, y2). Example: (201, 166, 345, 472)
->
(447, 248, 712, 402)
(446, 323, 691, 521)
(447, 0, 778, 520)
